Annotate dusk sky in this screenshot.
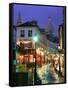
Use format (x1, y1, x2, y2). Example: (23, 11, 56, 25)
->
(13, 4, 64, 36)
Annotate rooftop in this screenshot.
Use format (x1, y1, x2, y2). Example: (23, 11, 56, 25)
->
(16, 20, 38, 27)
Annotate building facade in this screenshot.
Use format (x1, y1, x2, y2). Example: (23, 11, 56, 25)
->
(16, 21, 45, 66)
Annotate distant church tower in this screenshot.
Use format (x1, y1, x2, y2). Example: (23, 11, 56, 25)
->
(16, 12, 22, 25)
(45, 16, 54, 41)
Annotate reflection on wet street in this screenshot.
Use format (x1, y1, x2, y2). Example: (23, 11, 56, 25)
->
(37, 63, 64, 84)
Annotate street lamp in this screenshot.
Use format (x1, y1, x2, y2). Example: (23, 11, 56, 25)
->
(33, 35, 38, 85)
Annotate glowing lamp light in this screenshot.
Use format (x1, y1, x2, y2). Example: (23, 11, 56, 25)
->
(19, 55, 23, 60)
(58, 46, 62, 51)
(17, 41, 20, 45)
(33, 36, 38, 42)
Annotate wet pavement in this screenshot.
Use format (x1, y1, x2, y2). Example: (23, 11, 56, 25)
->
(37, 63, 64, 84)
